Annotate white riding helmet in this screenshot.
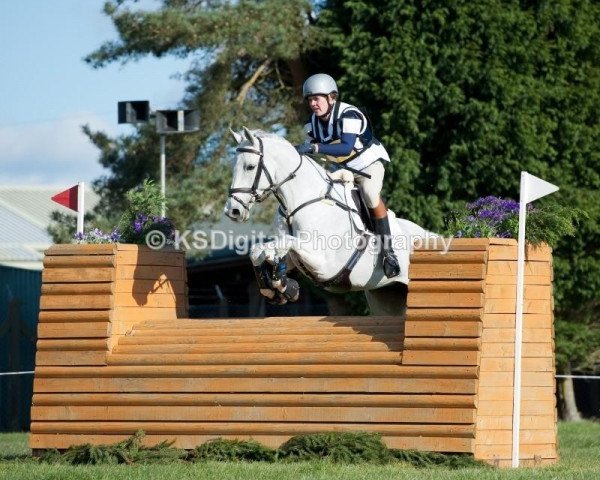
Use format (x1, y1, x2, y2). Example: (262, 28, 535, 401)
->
(303, 73, 338, 98)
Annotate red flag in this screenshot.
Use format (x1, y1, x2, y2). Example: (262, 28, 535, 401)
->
(51, 185, 79, 212)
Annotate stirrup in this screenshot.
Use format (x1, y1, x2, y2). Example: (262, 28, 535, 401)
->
(383, 250, 400, 278)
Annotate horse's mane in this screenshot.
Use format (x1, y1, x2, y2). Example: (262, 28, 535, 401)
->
(249, 129, 293, 146)
(247, 129, 329, 179)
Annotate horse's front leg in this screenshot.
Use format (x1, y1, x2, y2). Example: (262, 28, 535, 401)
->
(250, 242, 300, 304)
(249, 244, 279, 302)
(250, 235, 321, 303)
(269, 255, 300, 303)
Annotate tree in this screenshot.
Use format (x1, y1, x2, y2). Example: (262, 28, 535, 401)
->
(321, 0, 600, 418)
(83, 0, 323, 229)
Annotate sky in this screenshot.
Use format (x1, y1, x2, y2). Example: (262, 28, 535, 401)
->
(0, 0, 191, 187)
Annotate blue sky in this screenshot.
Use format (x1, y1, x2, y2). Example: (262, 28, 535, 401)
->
(0, 0, 190, 186)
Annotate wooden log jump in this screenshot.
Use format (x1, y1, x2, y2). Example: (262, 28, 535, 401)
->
(30, 239, 557, 467)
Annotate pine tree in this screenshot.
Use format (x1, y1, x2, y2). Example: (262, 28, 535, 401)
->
(322, 0, 600, 417)
(83, 0, 322, 228)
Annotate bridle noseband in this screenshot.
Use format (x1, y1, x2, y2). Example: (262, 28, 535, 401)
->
(228, 136, 302, 212)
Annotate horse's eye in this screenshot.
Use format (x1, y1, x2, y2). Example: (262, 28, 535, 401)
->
(245, 164, 256, 171)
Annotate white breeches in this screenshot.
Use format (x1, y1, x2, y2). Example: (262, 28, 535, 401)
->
(355, 160, 384, 208)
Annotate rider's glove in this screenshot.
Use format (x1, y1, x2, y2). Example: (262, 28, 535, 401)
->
(296, 143, 316, 155)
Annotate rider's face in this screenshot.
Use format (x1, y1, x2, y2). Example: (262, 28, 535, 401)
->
(307, 94, 333, 118)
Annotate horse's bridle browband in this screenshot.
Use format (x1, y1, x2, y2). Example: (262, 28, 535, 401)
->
(228, 137, 303, 212)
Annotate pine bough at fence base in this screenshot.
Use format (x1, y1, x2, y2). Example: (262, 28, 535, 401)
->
(39, 430, 485, 468)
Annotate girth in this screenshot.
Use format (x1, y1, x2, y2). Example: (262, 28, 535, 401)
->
(293, 232, 371, 290)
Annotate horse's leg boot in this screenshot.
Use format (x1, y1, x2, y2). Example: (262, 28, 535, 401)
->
(373, 215, 400, 278)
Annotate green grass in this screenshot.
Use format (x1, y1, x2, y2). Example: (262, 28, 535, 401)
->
(1, 422, 599, 479)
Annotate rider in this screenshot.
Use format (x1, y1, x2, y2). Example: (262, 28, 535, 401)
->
(296, 73, 400, 278)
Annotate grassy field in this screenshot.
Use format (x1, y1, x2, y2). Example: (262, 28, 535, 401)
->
(1, 422, 598, 480)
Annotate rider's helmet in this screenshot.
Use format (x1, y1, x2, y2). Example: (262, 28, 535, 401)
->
(302, 73, 338, 99)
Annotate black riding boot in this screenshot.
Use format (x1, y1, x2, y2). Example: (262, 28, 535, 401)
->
(373, 216, 400, 278)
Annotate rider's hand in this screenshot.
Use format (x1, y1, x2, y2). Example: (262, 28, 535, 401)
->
(296, 143, 316, 155)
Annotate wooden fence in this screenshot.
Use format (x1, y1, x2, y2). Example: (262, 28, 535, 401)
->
(29, 239, 556, 467)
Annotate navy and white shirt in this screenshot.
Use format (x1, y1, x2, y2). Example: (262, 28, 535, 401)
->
(304, 101, 390, 171)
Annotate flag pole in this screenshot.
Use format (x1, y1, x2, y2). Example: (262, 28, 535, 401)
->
(77, 182, 85, 234)
(512, 172, 528, 468)
(160, 134, 166, 217)
(511, 171, 559, 468)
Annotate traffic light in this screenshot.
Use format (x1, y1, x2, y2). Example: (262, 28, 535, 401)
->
(155, 109, 200, 134)
(117, 101, 150, 124)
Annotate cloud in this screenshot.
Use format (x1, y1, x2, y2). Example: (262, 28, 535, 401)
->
(0, 112, 114, 186)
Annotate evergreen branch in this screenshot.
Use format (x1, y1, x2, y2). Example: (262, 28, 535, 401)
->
(236, 58, 271, 106)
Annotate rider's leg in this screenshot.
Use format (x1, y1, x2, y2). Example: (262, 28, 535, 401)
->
(356, 161, 400, 278)
(370, 200, 400, 278)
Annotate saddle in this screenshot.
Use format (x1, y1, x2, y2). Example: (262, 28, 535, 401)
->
(351, 188, 374, 233)
(326, 169, 373, 233)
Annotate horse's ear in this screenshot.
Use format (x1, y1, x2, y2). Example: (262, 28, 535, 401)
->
(242, 126, 258, 147)
(229, 128, 244, 145)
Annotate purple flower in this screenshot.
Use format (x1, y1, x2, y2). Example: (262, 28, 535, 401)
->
(467, 196, 519, 214)
(448, 195, 520, 240)
(110, 229, 121, 242)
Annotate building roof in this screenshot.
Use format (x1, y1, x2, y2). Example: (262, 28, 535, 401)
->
(0, 186, 98, 270)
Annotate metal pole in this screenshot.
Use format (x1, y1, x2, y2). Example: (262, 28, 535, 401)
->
(77, 181, 85, 234)
(160, 134, 166, 217)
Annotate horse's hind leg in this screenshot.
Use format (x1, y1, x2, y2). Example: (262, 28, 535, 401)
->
(364, 283, 408, 317)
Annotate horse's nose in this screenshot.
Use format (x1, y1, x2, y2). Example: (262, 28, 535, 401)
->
(224, 198, 247, 222)
(224, 202, 241, 220)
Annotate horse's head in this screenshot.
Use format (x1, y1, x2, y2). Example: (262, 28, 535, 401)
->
(224, 127, 299, 222)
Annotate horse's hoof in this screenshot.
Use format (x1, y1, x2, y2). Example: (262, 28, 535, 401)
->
(267, 295, 287, 306)
(259, 288, 276, 299)
(282, 278, 300, 302)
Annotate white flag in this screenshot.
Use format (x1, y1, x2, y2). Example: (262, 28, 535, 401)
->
(512, 170, 558, 467)
(521, 172, 559, 203)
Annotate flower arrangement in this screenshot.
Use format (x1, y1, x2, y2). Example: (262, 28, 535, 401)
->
(74, 228, 121, 244)
(445, 195, 584, 246)
(74, 180, 176, 246)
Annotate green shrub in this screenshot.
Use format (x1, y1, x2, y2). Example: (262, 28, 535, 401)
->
(278, 432, 392, 464)
(39, 431, 186, 465)
(445, 195, 585, 246)
(390, 449, 488, 469)
(37, 430, 488, 468)
(188, 438, 277, 462)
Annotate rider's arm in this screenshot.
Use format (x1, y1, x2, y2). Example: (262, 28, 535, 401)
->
(315, 132, 357, 156)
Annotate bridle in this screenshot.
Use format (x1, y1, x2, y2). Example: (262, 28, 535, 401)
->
(228, 136, 303, 213)
(228, 135, 360, 231)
